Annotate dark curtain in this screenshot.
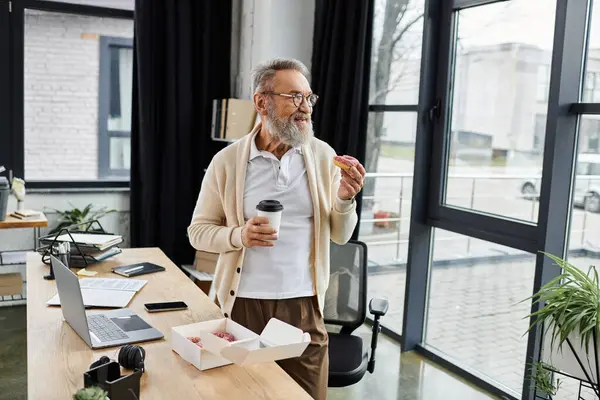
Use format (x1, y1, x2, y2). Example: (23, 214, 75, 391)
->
(311, 0, 375, 238)
(130, 0, 231, 265)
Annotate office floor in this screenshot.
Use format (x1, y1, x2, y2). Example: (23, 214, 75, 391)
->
(0, 306, 26, 400)
(327, 324, 499, 400)
(0, 306, 498, 400)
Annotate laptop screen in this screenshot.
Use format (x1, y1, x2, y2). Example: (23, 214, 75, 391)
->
(51, 255, 93, 346)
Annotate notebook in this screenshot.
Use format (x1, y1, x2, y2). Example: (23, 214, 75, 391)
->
(112, 262, 165, 277)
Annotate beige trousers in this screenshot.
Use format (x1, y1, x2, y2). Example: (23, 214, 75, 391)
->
(231, 296, 329, 400)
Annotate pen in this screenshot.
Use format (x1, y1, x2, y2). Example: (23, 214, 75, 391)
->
(122, 266, 144, 274)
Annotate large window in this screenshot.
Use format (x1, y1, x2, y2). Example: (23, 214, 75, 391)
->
(443, 0, 556, 222)
(425, 229, 534, 395)
(99, 36, 133, 178)
(583, 5, 600, 104)
(389, 0, 600, 399)
(0, 2, 133, 187)
(23, 10, 133, 182)
(360, 0, 425, 334)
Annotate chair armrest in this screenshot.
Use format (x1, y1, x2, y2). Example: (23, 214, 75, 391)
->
(367, 298, 388, 374)
(369, 298, 389, 317)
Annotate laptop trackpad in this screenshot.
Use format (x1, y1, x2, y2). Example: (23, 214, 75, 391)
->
(110, 315, 152, 332)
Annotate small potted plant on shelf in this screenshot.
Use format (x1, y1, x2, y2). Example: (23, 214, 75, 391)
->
(523, 252, 600, 398)
(46, 202, 117, 234)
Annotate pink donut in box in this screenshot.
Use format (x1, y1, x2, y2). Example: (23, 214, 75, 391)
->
(187, 331, 236, 348)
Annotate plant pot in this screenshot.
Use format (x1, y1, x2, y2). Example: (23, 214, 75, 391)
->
(543, 327, 600, 384)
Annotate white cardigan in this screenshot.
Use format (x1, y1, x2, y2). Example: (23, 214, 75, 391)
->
(187, 123, 358, 317)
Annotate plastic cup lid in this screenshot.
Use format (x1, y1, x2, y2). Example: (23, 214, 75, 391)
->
(256, 200, 283, 212)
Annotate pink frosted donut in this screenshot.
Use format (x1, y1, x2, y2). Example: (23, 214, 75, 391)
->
(333, 155, 359, 171)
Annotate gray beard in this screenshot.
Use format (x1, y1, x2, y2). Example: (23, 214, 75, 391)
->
(266, 106, 313, 148)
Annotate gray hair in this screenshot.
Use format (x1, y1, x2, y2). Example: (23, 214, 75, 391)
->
(251, 58, 310, 94)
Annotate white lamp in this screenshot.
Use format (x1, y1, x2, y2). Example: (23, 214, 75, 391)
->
(11, 178, 26, 211)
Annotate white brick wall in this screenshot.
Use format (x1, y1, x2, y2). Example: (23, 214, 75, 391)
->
(24, 10, 133, 180)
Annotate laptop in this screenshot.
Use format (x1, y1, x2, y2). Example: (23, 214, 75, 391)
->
(51, 255, 164, 349)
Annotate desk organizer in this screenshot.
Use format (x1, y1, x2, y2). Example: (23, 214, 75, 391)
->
(36, 219, 123, 273)
(83, 361, 142, 400)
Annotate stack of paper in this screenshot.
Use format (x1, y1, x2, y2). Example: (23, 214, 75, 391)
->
(79, 278, 147, 292)
(49, 233, 123, 252)
(47, 278, 147, 308)
(70, 247, 122, 263)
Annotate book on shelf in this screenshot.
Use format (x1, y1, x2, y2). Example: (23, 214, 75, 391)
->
(211, 98, 257, 142)
(10, 210, 43, 220)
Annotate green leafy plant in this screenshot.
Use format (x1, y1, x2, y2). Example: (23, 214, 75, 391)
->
(529, 361, 561, 398)
(73, 386, 108, 400)
(46, 202, 117, 234)
(523, 252, 600, 358)
(521, 251, 600, 397)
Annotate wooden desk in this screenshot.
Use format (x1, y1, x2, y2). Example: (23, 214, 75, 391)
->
(27, 247, 311, 400)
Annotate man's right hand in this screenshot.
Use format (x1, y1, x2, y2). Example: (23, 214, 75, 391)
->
(241, 216, 278, 248)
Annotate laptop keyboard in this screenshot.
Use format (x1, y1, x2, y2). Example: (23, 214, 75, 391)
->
(88, 314, 128, 342)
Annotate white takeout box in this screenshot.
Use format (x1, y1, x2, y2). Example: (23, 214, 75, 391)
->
(171, 317, 311, 370)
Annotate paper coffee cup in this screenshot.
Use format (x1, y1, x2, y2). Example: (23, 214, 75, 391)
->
(256, 200, 284, 232)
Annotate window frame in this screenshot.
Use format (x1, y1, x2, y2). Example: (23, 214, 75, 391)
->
(0, 1, 10, 178)
(98, 35, 133, 180)
(397, 0, 599, 399)
(3, 0, 133, 189)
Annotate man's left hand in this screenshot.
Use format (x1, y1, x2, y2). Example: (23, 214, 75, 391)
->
(338, 162, 366, 201)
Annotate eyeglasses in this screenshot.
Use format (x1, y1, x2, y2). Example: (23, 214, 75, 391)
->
(261, 91, 319, 107)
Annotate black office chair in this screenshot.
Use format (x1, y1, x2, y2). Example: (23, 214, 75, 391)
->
(324, 240, 389, 387)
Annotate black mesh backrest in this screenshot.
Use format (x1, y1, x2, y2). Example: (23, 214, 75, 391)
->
(324, 240, 367, 331)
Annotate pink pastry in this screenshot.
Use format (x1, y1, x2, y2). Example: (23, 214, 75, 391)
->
(187, 331, 236, 348)
(187, 336, 203, 348)
(213, 331, 236, 342)
(333, 155, 359, 171)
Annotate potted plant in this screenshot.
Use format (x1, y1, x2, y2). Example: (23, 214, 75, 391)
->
(73, 386, 108, 400)
(529, 361, 562, 399)
(524, 252, 600, 397)
(46, 202, 117, 234)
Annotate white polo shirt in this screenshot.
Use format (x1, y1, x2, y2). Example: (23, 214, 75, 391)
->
(237, 136, 315, 299)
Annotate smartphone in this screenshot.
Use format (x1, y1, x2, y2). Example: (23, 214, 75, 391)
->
(144, 301, 188, 312)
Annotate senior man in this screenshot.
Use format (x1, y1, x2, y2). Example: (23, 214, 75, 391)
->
(187, 58, 365, 399)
